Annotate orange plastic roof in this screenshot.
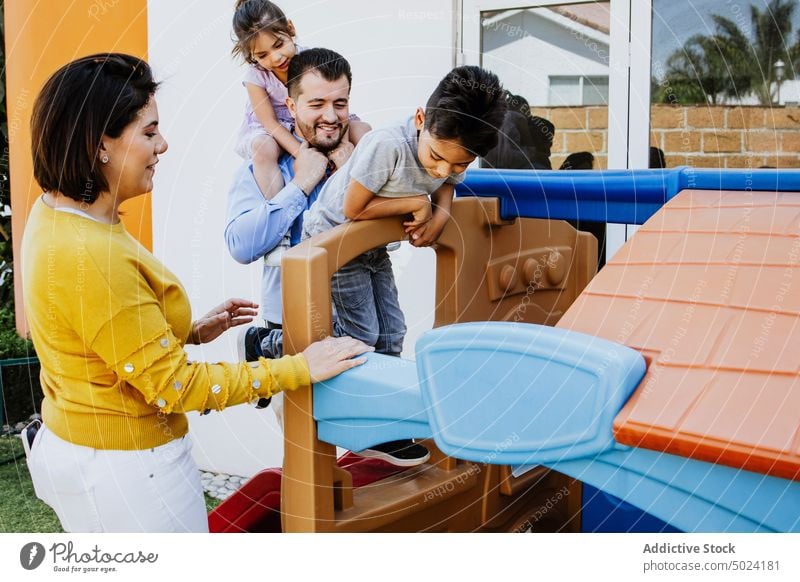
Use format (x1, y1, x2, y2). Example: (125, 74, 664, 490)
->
(557, 189, 800, 481)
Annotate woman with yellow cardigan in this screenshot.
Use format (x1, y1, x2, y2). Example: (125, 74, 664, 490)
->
(21, 53, 371, 533)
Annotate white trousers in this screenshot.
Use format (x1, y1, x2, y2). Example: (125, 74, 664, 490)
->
(27, 426, 208, 533)
(271, 391, 285, 429)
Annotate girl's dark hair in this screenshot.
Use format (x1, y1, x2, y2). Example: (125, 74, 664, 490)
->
(30, 53, 158, 204)
(232, 0, 293, 64)
(424, 66, 507, 158)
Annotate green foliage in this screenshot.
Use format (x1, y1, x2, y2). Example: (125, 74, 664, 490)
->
(658, 0, 800, 104)
(1, 0, 12, 307)
(0, 307, 34, 359)
(0, 306, 40, 428)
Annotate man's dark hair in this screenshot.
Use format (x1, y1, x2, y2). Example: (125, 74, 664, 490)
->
(287, 48, 352, 99)
(424, 66, 507, 157)
(31, 53, 158, 204)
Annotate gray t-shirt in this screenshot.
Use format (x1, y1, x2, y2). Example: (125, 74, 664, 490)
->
(302, 117, 465, 239)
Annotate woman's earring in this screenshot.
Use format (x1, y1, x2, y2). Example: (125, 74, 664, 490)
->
(101, 155, 109, 164)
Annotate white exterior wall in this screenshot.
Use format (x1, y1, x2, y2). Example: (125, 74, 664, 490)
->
(147, 0, 454, 476)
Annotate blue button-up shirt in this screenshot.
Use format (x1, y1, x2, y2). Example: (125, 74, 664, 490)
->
(224, 153, 324, 323)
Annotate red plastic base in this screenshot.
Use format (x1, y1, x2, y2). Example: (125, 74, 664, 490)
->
(208, 452, 405, 532)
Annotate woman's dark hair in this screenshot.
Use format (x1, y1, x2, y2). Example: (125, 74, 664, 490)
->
(232, 0, 293, 64)
(424, 66, 507, 158)
(30, 53, 158, 204)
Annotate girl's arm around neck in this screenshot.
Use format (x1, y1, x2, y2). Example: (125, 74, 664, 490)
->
(246, 83, 301, 157)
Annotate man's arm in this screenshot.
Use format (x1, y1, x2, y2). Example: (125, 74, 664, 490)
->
(225, 144, 328, 264)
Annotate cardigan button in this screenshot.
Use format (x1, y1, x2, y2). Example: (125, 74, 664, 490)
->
(173, 381, 182, 391)
(211, 384, 222, 394)
(252, 380, 261, 390)
(160, 338, 169, 348)
(123, 363, 135, 374)
(156, 398, 166, 408)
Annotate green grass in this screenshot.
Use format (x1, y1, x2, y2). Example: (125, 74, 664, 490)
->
(0, 435, 62, 533)
(0, 435, 221, 532)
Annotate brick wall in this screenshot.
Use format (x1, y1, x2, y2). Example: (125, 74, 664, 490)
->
(532, 105, 800, 170)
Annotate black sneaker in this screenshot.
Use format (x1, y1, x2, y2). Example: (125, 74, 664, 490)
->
(237, 327, 271, 409)
(238, 326, 265, 361)
(354, 439, 430, 467)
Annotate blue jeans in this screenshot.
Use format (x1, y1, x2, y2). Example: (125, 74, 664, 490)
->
(331, 247, 406, 356)
(258, 247, 406, 358)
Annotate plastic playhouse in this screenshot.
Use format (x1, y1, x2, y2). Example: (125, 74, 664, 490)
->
(210, 167, 800, 533)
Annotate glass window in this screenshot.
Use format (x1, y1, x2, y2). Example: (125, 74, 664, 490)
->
(480, 2, 611, 170)
(480, 2, 611, 269)
(650, 0, 800, 169)
(549, 76, 582, 106)
(548, 76, 609, 105)
(583, 76, 609, 105)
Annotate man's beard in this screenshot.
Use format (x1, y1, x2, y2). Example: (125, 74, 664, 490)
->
(298, 119, 349, 154)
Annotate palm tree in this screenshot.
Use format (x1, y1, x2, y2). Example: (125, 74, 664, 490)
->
(661, 33, 742, 104)
(658, 0, 800, 105)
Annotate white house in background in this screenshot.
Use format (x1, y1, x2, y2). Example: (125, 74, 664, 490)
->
(481, 4, 610, 106)
(716, 80, 800, 106)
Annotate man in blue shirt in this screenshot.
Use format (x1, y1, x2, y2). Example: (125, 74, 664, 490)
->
(226, 48, 354, 329)
(225, 48, 429, 467)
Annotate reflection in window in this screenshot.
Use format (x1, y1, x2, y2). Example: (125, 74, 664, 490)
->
(651, 0, 800, 169)
(480, 2, 611, 171)
(653, 0, 799, 106)
(480, 2, 611, 270)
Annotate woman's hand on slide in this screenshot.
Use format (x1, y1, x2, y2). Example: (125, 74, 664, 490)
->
(302, 336, 374, 383)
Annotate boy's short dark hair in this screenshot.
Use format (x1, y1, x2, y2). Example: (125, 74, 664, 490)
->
(287, 48, 352, 99)
(31, 53, 158, 204)
(424, 66, 507, 157)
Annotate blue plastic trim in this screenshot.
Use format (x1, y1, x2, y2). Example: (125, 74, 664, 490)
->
(543, 448, 800, 533)
(456, 167, 800, 224)
(313, 352, 431, 452)
(416, 322, 645, 465)
(317, 420, 432, 453)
